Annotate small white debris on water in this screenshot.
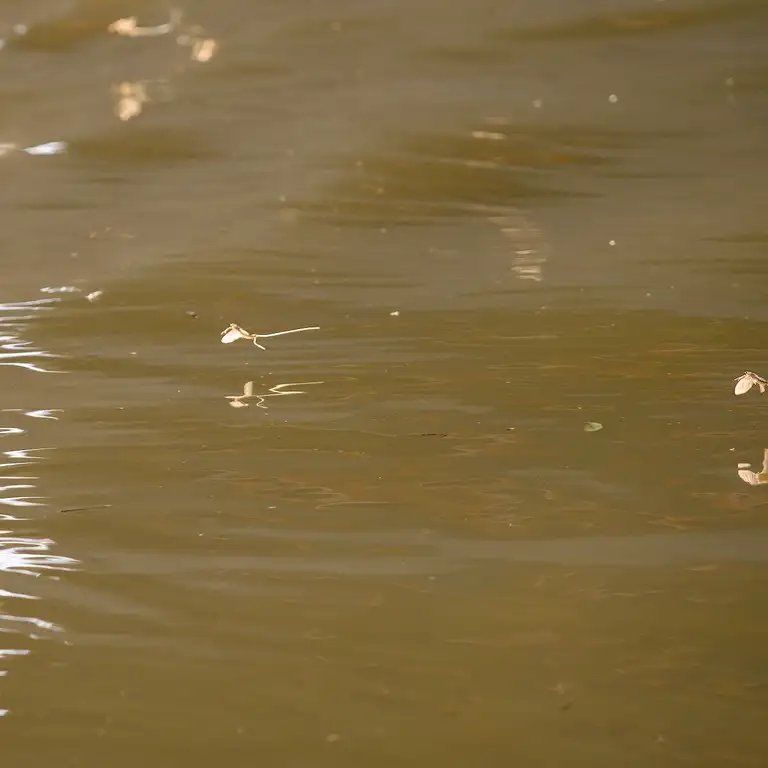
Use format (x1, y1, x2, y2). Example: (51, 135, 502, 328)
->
(23, 141, 67, 156)
(532, 99, 543, 108)
(86, 291, 104, 302)
(608, 94, 618, 103)
(609, 240, 616, 246)
(471, 130, 506, 141)
(389, 310, 400, 316)
(41, 286, 81, 294)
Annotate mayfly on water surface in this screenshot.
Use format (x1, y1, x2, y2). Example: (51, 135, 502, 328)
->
(734, 371, 768, 396)
(220, 323, 320, 350)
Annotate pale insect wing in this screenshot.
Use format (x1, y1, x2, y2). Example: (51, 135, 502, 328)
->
(738, 468, 761, 485)
(221, 327, 243, 344)
(734, 375, 754, 395)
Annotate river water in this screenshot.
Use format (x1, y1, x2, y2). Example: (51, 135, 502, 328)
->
(2, 0, 768, 765)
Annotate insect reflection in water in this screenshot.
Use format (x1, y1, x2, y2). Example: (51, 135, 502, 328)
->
(226, 380, 323, 410)
(738, 449, 768, 486)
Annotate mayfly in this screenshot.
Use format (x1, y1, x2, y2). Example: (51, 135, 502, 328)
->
(108, 9, 182, 37)
(734, 371, 768, 395)
(220, 323, 320, 350)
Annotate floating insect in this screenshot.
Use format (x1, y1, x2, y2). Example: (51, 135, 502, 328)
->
(108, 9, 181, 38)
(734, 371, 768, 395)
(220, 323, 320, 350)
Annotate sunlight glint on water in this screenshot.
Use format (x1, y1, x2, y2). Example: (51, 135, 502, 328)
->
(0, 297, 76, 716)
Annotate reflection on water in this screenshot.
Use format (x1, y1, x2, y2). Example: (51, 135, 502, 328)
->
(0, 3, 220, 144)
(107, 7, 219, 122)
(489, 207, 548, 282)
(225, 379, 324, 409)
(0, 298, 76, 716)
(737, 449, 768, 486)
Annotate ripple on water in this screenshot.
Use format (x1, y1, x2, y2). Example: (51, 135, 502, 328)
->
(0, 296, 76, 716)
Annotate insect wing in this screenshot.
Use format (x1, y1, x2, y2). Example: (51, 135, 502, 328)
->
(738, 468, 761, 485)
(221, 327, 243, 344)
(735, 375, 754, 395)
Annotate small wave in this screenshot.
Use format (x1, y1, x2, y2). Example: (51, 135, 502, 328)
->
(0, 294, 77, 715)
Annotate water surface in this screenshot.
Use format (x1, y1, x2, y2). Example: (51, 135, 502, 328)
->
(2, 0, 768, 765)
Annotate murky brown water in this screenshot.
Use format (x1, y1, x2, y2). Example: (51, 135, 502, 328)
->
(3, 0, 768, 765)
